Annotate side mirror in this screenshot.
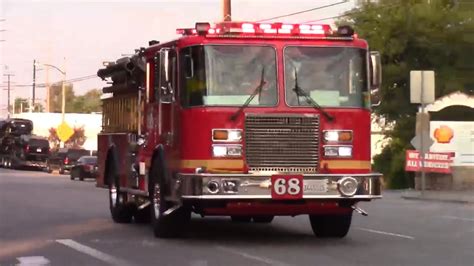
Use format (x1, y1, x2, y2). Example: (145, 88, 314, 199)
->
(159, 48, 174, 104)
(370, 51, 382, 107)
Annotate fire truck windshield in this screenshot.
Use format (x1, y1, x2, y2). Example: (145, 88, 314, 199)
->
(181, 45, 277, 107)
(284, 46, 368, 108)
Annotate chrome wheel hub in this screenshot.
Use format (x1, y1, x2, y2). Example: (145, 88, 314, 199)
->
(110, 184, 117, 207)
(153, 183, 161, 219)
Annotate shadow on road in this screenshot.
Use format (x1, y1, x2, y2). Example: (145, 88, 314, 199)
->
(121, 216, 356, 246)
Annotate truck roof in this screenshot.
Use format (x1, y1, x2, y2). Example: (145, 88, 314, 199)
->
(143, 21, 364, 56)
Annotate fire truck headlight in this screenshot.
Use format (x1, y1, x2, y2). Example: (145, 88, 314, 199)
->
(324, 131, 339, 142)
(212, 129, 242, 142)
(212, 146, 227, 157)
(212, 145, 242, 157)
(228, 130, 242, 142)
(323, 130, 353, 143)
(338, 146, 352, 157)
(324, 146, 352, 158)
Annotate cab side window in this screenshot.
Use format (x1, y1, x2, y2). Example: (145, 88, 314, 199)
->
(180, 46, 206, 107)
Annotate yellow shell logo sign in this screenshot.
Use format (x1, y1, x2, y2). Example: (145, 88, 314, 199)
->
(434, 125, 454, 144)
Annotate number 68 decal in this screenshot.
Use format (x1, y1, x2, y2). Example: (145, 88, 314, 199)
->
(271, 175, 303, 199)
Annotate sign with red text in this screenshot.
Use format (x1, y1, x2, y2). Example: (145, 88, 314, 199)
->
(405, 150, 454, 174)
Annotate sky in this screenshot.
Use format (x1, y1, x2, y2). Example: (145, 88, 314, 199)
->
(0, 0, 358, 117)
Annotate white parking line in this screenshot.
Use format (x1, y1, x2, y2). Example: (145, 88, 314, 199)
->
(215, 246, 289, 266)
(17, 256, 50, 266)
(56, 239, 131, 266)
(356, 228, 415, 240)
(442, 215, 474, 222)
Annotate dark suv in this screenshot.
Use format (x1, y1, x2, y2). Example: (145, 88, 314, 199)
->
(47, 148, 91, 174)
(1, 118, 50, 170)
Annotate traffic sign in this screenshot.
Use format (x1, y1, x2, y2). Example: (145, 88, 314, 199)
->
(411, 113, 434, 151)
(410, 71, 435, 104)
(410, 134, 434, 151)
(57, 121, 74, 142)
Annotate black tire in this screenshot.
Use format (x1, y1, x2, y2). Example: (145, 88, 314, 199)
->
(253, 216, 274, 223)
(309, 212, 352, 238)
(45, 164, 52, 173)
(231, 216, 252, 223)
(150, 158, 190, 238)
(134, 206, 151, 224)
(108, 161, 133, 223)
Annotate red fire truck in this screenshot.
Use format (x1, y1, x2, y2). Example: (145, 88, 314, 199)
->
(97, 21, 382, 238)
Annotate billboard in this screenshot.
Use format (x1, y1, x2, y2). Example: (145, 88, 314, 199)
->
(429, 121, 474, 166)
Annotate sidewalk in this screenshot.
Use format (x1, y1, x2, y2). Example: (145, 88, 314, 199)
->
(401, 189, 474, 204)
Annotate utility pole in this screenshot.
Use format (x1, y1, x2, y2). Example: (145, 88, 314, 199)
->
(0, 19, 5, 42)
(222, 0, 232, 21)
(31, 59, 36, 112)
(45, 67, 50, 112)
(61, 58, 66, 123)
(3, 73, 14, 118)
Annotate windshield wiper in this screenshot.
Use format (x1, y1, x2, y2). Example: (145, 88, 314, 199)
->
(230, 66, 266, 121)
(292, 68, 334, 122)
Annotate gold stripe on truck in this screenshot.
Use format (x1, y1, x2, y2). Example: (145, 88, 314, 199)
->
(178, 159, 370, 171)
(180, 160, 244, 170)
(320, 160, 371, 170)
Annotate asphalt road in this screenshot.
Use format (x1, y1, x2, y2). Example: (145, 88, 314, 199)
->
(1, 168, 473, 266)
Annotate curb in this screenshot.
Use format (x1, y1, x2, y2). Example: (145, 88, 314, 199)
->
(401, 195, 473, 204)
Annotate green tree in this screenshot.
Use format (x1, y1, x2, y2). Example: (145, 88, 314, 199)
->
(48, 83, 102, 113)
(339, 0, 474, 188)
(72, 89, 102, 113)
(48, 82, 75, 113)
(13, 98, 29, 113)
(12, 97, 44, 113)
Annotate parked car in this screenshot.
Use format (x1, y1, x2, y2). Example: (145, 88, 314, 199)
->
(46, 148, 91, 174)
(70, 156, 98, 181)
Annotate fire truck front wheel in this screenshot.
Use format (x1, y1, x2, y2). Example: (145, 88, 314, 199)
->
(150, 158, 190, 238)
(309, 212, 352, 238)
(253, 216, 274, 223)
(230, 216, 252, 223)
(108, 163, 133, 223)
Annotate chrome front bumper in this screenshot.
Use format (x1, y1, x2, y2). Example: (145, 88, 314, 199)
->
(25, 160, 47, 168)
(178, 173, 382, 200)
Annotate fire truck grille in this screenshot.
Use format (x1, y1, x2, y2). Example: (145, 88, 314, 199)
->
(245, 114, 320, 173)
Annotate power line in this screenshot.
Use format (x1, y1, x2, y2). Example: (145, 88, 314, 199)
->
(303, 2, 400, 23)
(0, 74, 98, 88)
(256, 0, 349, 22)
(303, 12, 352, 23)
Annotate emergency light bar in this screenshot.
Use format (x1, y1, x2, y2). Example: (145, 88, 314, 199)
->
(176, 22, 354, 38)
